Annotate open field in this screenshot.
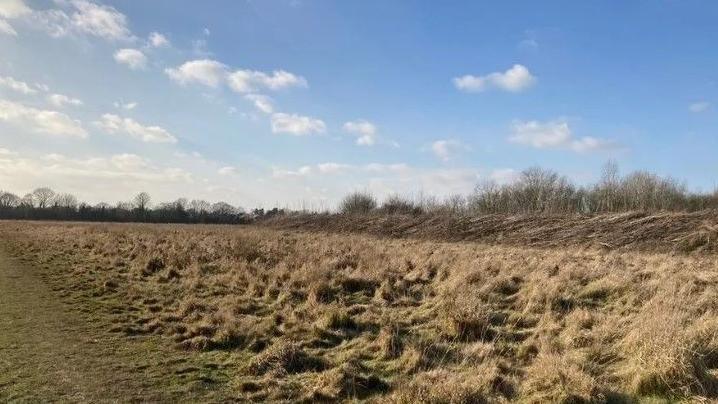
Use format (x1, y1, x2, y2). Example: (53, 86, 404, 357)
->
(1, 219, 718, 402)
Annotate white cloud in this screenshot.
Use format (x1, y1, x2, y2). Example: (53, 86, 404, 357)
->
(689, 101, 710, 113)
(270, 113, 326, 136)
(227, 69, 307, 93)
(68, 0, 132, 40)
(95, 113, 177, 143)
(509, 119, 619, 153)
(317, 162, 351, 174)
(0, 99, 87, 138)
(217, 166, 236, 175)
(272, 165, 312, 178)
(114, 48, 147, 70)
(165, 59, 227, 87)
(0, 150, 193, 200)
(343, 120, 377, 146)
(244, 94, 274, 114)
(165, 59, 308, 95)
(454, 64, 536, 93)
(0, 76, 36, 94)
(0, 18, 17, 35)
(148, 31, 169, 47)
(431, 139, 465, 161)
(47, 93, 83, 107)
(30, 0, 133, 41)
(0, 0, 31, 19)
(113, 101, 137, 110)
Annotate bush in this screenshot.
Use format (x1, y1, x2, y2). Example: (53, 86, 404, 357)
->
(339, 191, 377, 214)
(380, 195, 422, 215)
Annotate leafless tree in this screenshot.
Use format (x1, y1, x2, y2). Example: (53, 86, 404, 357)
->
(133, 192, 151, 211)
(32, 187, 55, 209)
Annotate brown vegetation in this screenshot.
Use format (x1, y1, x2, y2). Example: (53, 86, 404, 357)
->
(2, 220, 718, 402)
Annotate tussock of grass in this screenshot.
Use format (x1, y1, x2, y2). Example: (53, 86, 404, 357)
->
(3, 221, 718, 401)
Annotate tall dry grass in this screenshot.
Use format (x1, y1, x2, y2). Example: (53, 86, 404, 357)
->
(2, 221, 718, 402)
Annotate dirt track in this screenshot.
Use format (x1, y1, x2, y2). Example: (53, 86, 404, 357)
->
(0, 245, 231, 402)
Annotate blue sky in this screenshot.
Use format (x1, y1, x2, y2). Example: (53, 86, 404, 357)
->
(0, 0, 716, 208)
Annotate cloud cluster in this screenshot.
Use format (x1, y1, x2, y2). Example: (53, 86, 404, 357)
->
(0, 99, 87, 138)
(431, 139, 466, 161)
(114, 48, 147, 70)
(165, 59, 307, 93)
(454, 64, 536, 93)
(343, 120, 377, 146)
(95, 114, 177, 143)
(0, 75, 37, 94)
(508, 119, 619, 153)
(25, 0, 133, 40)
(270, 113, 326, 136)
(47, 93, 83, 107)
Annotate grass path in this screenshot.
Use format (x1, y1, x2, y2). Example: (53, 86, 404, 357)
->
(0, 246, 234, 402)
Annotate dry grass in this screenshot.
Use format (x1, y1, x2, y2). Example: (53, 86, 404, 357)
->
(2, 220, 718, 402)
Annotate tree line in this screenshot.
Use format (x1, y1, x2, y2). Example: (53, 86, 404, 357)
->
(3, 163, 718, 224)
(340, 162, 718, 215)
(0, 189, 284, 224)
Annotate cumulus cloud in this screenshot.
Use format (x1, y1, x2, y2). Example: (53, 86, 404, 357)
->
(95, 113, 177, 143)
(47, 93, 83, 107)
(0, 18, 17, 35)
(689, 101, 710, 113)
(0, 0, 31, 19)
(0, 99, 87, 138)
(227, 69, 307, 93)
(28, 0, 133, 41)
(66, 0, 132, 40)
(244, 94, 274, 114)
(270, 113, 326, 136)
(165, 59, 227, 87)
(148, 31, 169, 47)
(114, 48, 147, 70)
(165, 59, 308, 94)
(0, 76, 37, 94)
(509, 119, 619, 153)
(0, 150, 193, 200)
(431, 139, 465, 161)
(454, 64, 536, 93)
(272, 165, 312, 178)
(343, 120, 377, 146)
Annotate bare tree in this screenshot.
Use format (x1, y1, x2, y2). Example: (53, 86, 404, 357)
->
(54, 193, 78, 209)
(0, 191, 20, 209)
(133, 192, 151, 211)
(189, 199, 211, 214)
(32, 187, 56, 208)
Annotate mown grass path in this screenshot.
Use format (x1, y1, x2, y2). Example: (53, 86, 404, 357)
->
(0, 247, 233, 403)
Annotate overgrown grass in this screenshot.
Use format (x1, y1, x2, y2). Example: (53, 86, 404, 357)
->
(2, 221, 718, 402)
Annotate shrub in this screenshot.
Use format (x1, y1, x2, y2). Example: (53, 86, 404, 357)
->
(339, 191, 377, 214)
(380, 195, 422, 215)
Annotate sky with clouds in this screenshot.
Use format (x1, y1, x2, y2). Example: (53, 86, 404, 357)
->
(1, 0, 717, 208)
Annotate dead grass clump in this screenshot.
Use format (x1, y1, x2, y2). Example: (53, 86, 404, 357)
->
(308, 281, 335, 304)
(247, 339, 325, 376)
(440, 288, 500, 341)
(521, 351, 598, 403)
(317, 307, 357, 331)
(143, 256, 165, 276)
(387, 367, 501, 404)
(621, 309, 718, 397)
(311, 361, 388, 400)
(374, 324, 403, 359)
